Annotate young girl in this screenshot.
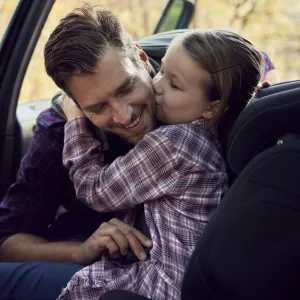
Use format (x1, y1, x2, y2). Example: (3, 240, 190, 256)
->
(58, 30, 261, 299)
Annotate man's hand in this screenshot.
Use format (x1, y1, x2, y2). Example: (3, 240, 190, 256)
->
(260, 81, 271, 89)
(58, 92, 85, 120)
(73, 218, 152, 265)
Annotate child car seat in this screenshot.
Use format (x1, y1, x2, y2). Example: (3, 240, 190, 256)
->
(100, 81, 300, 300)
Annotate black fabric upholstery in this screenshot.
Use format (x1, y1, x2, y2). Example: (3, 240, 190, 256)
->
(257, 80, 300, 99)
(99, 290, 150, 300)
(136, 29, 189, 61)
(182, 138, 300, 300)
(227, 81, 300, 175)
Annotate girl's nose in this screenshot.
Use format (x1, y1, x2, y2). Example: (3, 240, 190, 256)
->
(153, 79, 164, 96)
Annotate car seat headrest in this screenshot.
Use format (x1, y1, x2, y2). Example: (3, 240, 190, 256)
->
(227, 81, 300, 175)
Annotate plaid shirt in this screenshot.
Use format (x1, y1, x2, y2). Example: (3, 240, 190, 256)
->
(0, 109, 130, 246)
(0, 109, 73, 244)
(260, 51, 275, 81)
(59, 117, 228, 300)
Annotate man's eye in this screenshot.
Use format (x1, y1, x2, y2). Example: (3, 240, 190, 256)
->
(123, 87, 134, 95)
(92, 105, 105, 114)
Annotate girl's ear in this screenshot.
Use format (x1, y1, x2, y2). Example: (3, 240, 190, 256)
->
(202, 100, 221, 120)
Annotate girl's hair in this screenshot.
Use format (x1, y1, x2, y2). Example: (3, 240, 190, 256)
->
(180, 30, 261, 149)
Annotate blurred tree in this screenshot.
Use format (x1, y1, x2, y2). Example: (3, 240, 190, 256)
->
(191, 0, 300, 84)
(229, 0, 258, 29)
(0, 0, 18, 40)
(0, 0, 299, 104)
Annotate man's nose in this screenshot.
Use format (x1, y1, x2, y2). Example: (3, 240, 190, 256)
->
(112, 103, 133, 126)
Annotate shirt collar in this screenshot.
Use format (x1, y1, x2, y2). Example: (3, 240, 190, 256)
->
(191, 117, 218, 136)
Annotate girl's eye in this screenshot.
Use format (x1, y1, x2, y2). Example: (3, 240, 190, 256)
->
(170, 81, 178, 89)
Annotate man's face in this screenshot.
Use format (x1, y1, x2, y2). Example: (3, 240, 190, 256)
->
(67, 47, 156, 144)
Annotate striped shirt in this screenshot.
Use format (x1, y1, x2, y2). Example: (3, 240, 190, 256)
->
(58, 117, 228, 300)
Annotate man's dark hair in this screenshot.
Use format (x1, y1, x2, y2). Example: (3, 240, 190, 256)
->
(44, 4, 140, 94)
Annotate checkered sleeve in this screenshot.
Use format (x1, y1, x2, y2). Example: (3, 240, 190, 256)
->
(0, 109, 68, 245)
(63, 117, 180, 212)
(260, 51, 275, 80)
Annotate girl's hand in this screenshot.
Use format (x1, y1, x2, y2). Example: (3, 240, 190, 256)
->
(58, 92, 85, 120)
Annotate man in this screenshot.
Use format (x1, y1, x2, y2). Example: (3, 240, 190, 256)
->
(0, 4, 158, 299)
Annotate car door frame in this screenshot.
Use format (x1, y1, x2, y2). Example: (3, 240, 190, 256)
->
(0, 0, 55, 198)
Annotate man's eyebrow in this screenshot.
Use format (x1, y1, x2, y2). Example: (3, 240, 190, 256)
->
(115, 75, 137, 96)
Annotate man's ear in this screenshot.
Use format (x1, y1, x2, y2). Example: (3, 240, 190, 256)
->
(202, 100, 221, 120)
(135, 44, 151, 73)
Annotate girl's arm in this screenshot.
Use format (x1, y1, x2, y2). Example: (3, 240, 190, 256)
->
(63, 117, 181, 212)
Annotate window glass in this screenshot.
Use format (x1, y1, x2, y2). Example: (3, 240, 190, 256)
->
(157, 0, 185, 33)
(190, 0, 300, 82)
(0, 0, 19, 41)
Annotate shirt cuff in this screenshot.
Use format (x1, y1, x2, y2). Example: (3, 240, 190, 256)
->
(64, 117, 93, 143)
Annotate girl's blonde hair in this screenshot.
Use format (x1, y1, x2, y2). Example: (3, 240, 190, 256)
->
(180, 30, 261, 147)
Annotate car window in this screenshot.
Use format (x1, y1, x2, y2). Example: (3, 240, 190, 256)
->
(156, 0, 185, 33)
(18, 0, 167, 104)
(15, 0, 300, 105)
(189, 0, 299, 84)
(0, 0, 19, 41)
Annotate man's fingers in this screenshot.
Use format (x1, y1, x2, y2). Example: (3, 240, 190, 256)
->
(122, 229, 147, 261)
(97, 219, 152, 261)
(107, 227, 129, 256)
(93, 235, 120, 259)
(109, 218, 152, 248)
(130, 227, 152, 248)
(107, 220, 148, 261)
(97, 223, 130, 255)
(104, 238, 120, 259)
(261, 81, 271, 88)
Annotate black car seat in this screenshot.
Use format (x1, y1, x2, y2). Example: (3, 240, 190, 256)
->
(99, 80, 300, 300)
(181, 81, 300, 300)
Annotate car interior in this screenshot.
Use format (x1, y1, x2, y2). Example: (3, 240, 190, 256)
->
(0, 0, 300, 299)
(100, 81, 300, 300)
(0, 0, 195, 199)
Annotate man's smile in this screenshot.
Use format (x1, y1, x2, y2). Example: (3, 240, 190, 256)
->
(124, 108, 143, 129)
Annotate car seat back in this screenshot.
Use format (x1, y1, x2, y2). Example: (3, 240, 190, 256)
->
(227, 80, 300, 175)
(182, 81, 300, 300)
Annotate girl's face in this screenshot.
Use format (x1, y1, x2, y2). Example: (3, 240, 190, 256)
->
(153, 39, 219, 125)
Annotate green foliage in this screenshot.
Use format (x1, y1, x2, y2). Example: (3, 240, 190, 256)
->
(157, 0, 185, 33)
(0, 0, 19, 40)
